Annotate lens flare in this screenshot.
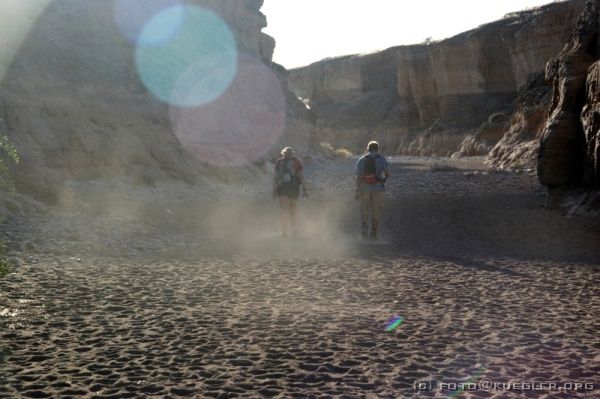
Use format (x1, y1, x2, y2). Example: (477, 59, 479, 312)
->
(448, 366, 486, 398)
(385, 315, 404, 331)
(135, 5, 237, 107)
(170, 53, 287, 167)
(114, 0, 183, 46)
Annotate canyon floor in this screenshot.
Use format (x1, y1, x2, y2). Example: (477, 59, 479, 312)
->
(1, 157, 599, 398)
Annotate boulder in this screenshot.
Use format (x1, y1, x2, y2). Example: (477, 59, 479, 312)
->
(454, 113, 509, 158)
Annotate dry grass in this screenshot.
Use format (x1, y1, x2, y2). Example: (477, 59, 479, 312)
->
(319, 142, 353, 159)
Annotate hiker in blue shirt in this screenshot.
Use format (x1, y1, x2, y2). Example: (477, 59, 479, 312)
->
(354, 141, 389, 240)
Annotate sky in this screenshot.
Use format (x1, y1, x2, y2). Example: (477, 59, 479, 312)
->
(262, 0, 558, 69)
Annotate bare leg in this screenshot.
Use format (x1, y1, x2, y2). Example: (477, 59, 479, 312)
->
(371, 218, 380, 238)
(371, 191, 384, 239)
(289, 199, 298, 236)
(360, 192, 370, 237)
(279, 196, 291, 236)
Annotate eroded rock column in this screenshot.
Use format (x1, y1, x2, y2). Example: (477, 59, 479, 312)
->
(537, 0, 599, 206)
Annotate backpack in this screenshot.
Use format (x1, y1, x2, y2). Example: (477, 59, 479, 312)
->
(362, 154, 384, 184)
(278, 158, 298, 188)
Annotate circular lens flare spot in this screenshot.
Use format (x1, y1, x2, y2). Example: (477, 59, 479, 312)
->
(115, 0, 183, 46)
(136, 5, 237, 107)
(170, 54, 287, 167)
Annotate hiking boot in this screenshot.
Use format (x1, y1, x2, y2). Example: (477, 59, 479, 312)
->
(361, 223, 369, 238)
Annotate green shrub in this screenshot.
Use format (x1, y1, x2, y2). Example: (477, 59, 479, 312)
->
(0, 255, 8, 278)
(0, 133, 19, 192)
(0, 132, 18, 278)
(0, 239, 8, 278)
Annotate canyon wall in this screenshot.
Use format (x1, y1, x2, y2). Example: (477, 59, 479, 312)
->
(0, 0, 314, 203)
(538, 0, 599, 206)
(289, 0, 585, 156)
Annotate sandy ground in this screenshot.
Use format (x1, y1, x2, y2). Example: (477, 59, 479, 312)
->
(1, 157, 599, 398)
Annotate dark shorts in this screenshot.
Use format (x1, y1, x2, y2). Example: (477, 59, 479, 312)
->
(277, 184, 300, 200)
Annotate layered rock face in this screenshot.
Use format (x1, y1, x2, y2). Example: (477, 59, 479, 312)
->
(538, 0, 600, 203)
(0, 0, 313, 202)
(289, 0, 585, 155)
(487, 73, 551, 169)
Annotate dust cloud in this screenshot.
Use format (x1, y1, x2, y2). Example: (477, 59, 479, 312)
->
(38, 163, 361, 261)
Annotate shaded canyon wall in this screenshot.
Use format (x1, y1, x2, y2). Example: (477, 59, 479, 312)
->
(0, 0, 314, 203)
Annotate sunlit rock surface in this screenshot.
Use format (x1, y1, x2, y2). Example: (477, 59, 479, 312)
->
(0, 0, 313, 203)
(487, 73, 551, 170)
(289, 0, 585, 156)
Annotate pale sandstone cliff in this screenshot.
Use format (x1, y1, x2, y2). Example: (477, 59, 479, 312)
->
(289, 0, 585, 156)
(0, 0, 314, 203)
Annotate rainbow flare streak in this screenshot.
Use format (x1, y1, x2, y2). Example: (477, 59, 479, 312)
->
(448, 366, 486, 398)
(385, 316, 404, 331)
